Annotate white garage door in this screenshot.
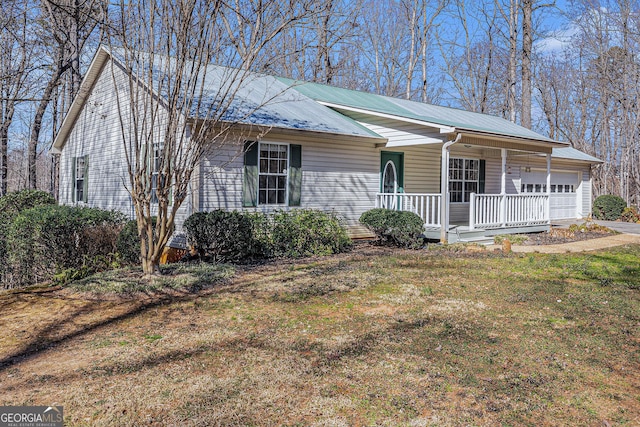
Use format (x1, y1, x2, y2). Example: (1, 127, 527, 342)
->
(521, 170, 579, 220)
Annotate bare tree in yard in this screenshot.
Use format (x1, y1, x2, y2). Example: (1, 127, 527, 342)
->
(440, 0, 509, 114)
(26, 0, 101, 190)
(521, 0, 555, 129)
(400, 0, 446, 101)
(104, 0, 315, 275)
(358, 0, 408, 96)
(494, 0, 520, 123)
(0, 0, 34, 196)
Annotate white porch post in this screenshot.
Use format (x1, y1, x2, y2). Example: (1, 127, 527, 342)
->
(546, 153, 551, 222)
(500, 148, 507, 227)
(440, 134, 461, 243)
(469, 193, 476, 230)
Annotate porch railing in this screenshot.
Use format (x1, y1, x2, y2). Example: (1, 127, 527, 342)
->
(470, 193, 549, 230)
(376, 193, 441, 227)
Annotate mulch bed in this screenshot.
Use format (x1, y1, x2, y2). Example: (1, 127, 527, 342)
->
(520, 228, 617, 246)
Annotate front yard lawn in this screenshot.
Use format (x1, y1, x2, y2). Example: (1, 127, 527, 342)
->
(1, 244, 638, 426)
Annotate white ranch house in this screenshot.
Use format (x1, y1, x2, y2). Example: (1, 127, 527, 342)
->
(51, 47, 601, 244)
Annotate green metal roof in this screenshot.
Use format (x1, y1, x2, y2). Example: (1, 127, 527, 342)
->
(279, 78, 558, 144)
(552, 146, 602, 163)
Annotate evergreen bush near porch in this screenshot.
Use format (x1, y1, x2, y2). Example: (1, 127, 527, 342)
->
(359, 208, 424, 249)
(184, 209, 351, 261)
(592, 195, 626, 220)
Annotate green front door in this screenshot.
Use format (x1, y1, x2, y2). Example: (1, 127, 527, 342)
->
(380, 151, 404, 193)
(380, 152, 404, 210)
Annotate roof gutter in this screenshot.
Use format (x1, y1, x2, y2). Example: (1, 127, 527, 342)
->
(440, 133, 462, 243)
(450, 128, 568, 148)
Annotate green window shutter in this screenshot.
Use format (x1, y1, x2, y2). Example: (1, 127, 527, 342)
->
(71, 157, 77, 203)
(242, 141, 258, 207)
(83, 155, 89, 203)
(288, 144, 302, 206)
(479, 159, 486, 194)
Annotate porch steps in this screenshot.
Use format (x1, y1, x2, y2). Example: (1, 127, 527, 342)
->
(422, 223, 551, 244)
(455, 236, 496, 245)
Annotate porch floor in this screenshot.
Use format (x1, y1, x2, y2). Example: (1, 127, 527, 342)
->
(423, 223, 551, 244)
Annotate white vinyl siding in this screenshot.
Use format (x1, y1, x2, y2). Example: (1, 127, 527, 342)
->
(58, 58, 192, 245)
(200, 132, 379, 237)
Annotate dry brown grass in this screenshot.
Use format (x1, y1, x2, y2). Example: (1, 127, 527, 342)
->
(1, 243, 639, 426)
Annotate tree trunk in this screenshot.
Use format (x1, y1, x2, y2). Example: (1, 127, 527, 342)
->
(1, 122, 9, 196)
(521, 0, 532, 129)
(508, 0, 519, 123)
(28, 69, 63, 189)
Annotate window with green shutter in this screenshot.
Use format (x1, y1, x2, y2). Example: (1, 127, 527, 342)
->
(243, 141, 301, 207)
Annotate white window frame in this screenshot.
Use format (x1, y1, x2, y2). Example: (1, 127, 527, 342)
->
(74, 156, 86, 203)
(449, 157, 479, 203)
(258, 142, 289, 206)
(521, 183, 548, 193)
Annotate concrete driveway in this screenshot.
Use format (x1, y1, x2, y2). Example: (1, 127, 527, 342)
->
(552, 219, 640, 235)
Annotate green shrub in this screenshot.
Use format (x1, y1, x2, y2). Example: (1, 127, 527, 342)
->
(592, 195, 627, 220)
(270, 209, 351, 258)
(360, 208, 424, 248)
(0, 190, 57, 286)
(5, 205, 126, 287)
(0, 189, 55, 216)
(184, 209, 351, 261)
(117, 220, 141, 264)
(184, 210, 258, 262)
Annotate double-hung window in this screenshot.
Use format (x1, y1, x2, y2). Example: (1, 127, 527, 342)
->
(72, 155, 88, 203)
(449, 158, 479, 203)
(243, 141, 302, 207)
(259, 143, 288, 205)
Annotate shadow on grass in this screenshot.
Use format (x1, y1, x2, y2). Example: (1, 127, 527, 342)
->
(0, 262, 235, 374)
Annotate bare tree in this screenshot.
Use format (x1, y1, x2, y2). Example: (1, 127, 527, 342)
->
(0, 0, 33, 196)
(440, 0, 509, 114)
(104, 0, 315, 275)
(26, 0, 101, 189)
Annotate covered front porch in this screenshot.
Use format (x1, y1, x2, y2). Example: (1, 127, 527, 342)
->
(376, 191, 551, 243)
(376, 134, 560, 243)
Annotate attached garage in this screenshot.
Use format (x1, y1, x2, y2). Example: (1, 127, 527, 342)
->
(520, 169, 581, 220)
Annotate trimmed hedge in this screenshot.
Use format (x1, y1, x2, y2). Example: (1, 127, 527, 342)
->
(184, 210, 259, 262)
(5, 205, 126, 287)
(184, 209, 351, 261)
(0, 189, 55, 215)
(270, 209, 351, 258)
(593, 195, 626, 220)
(0, 190, 58, 286)
(359, 208, 424, 248)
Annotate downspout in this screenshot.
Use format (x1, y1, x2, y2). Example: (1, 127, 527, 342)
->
(440, 133, 462, 243)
